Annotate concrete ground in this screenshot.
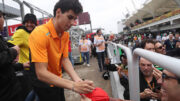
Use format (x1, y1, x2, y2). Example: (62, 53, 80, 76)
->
(63, 57, 112, 101)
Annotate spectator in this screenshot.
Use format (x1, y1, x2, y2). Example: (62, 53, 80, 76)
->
(117, 54, 129, 99)
(164, 34, 176, 52)
(29, 0, 94, 101)
(153, 68, 180, 101)
(0, 10, 24, 101)
(154, 41, 166, 71)
(132, 40, 140, 51)
(94, 29, 106, 72)
(134, 35, 137, 41)
(174, 33, 180, 41)
(79, 34, 91, 66)
(166, 40, 180, 57)
(118, 58, 161, 101)
(156, 33, 162, 42)
(155, 41, 166, 55)
(8, 13, 38, 101)
(141, 39, 155, 52)
(162, 33, 168, 43)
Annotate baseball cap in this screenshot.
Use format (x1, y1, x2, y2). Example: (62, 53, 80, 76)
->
(82, 87, 109, 101)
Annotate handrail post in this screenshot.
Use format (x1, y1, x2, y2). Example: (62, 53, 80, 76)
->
(117, 44, 140, 101)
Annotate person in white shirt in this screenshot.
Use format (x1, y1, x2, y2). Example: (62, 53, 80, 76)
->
(162, 33, 168, 43)
(94, 29, 105, 72)
(79, 35, 91, 67)
(156, 33, 162, 42)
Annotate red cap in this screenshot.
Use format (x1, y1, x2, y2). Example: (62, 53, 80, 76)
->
(83, 87, 109, 101)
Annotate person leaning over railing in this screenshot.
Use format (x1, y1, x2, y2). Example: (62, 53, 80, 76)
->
(153, 67, 180, 101)
(117, 57, 161, 101)
(117, 53, 129, 99)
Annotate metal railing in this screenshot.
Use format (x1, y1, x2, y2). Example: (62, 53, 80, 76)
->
(108, 42, 140, 101)
(133, 48, 180, 77)
(107, 42, 180, 101)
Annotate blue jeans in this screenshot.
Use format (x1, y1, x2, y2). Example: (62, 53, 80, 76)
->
(81, 52, 90, 64)
(25, 90, 39, 101)
(97, 52, 105, 71)
(69, 52, 74, 66)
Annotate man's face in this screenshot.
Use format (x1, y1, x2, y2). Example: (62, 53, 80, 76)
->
(175, 34, 179, 39)
(122, 57, 127, 65)
(98, 30, 102, 36)
(140, 58, 153, 77)
(24, 20, 36, 32)
(160, 70, 179, 101)
(155, 42, 166, 54)
(176, 42, 180, 48)
(56, 9, 78, 31)
(82, 36, 85, 40)
(169, 34, 173, 40)
(144, 43, 155, 52)
(0, 14, 4, 31)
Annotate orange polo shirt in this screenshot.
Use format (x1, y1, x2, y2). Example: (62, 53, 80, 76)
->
(29, 18, 69, 77)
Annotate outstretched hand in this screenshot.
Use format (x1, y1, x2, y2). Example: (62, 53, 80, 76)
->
(74, 80, 95, 94)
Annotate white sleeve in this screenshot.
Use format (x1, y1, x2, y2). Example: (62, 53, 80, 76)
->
(79, 40, 82, 45)
(94, 38, 97, 45)
(88, 40, 92, 45)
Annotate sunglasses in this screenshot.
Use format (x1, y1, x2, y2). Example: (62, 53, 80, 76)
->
(157, 46, 163, 49)
(162, 73, 178, 82)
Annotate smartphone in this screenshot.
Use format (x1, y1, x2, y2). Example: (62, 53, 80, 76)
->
(153, 85, 161, 92)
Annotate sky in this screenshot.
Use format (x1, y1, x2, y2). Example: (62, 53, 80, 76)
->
(1, 0, 148, 34)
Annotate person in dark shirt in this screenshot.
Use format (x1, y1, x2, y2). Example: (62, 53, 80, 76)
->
(118, 58, 161, 101)
(0, 10, 24, 101)
(164, 34, 176, 52)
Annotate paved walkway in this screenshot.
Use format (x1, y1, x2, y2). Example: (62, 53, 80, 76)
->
(63, 57, 112, 101)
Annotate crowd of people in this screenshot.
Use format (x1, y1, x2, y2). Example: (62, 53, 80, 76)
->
(114, 32, 180, 101)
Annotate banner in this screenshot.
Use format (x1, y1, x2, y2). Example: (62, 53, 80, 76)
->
(0, 18, 50, 37)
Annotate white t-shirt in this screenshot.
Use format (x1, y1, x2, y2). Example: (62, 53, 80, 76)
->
(162, 36, 167, 41)
(94, 35, 105, 52)
(88, 40, 92, 46)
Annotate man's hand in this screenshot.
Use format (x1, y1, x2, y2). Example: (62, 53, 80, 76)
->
(153, 67, 162, 83)
(74, 80, 95, 94)
(150, 92, 161, 100)
(142, 88, 153, 98)
(117, 66, 123, 78)
(81, 95, 91, 101)
(23, 62, 30, 68)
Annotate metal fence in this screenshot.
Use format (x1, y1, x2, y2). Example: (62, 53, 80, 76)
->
(107, 42, 180, 101)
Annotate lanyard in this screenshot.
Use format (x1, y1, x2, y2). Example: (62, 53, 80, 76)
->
(170, 40, 174, 48)
(145, 79, 155, 90)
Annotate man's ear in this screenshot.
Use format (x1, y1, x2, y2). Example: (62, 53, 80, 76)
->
(56, 8, 62, 17)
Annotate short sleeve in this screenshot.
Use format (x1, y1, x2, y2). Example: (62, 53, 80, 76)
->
(79, 40, 82, 46)
(63, 33, 69, 58)
(94, 37, 97, 44)
(29, 28, 48, 62)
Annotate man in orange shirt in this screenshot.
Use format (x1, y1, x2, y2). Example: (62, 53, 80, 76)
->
(79, 34, 91, 66)
(29, 0, 94, 101)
